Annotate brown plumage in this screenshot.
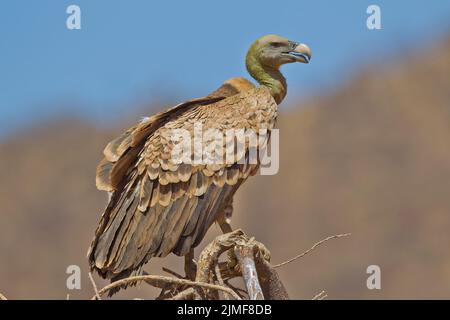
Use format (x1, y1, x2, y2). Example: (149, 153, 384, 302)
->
(88, 35, 311, 289)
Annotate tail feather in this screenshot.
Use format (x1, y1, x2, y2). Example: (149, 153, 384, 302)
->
(107, 267, 143, 297)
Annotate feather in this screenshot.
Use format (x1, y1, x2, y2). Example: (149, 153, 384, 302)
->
(166, 169, 180, 184)
(156, 195, 190, 256)
(96, 158, 114, 191)
(193, 173, 209, 196)
(138, 174, 153, 212)
(150, 181, 160, 207)
(181, 195, 202, 237)
(213, 169, 227, 187)
(108, 188, 140, 268)
(178, 163, 192, 182)
(187, 171, 198, 196)
(225, 165, 240, 185)
(104, 130, 133, 162)
(110, 146, 140, 189)
(171, 181, 187, 200)
(158, 183, 172, 207)
(147, 166, 159, 180)
(158, 170, 170, 186)
(147, 202, 175, 254)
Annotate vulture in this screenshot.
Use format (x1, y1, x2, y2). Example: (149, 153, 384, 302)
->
(88, 34, 311, 291)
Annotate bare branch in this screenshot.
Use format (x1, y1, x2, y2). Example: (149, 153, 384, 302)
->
(0, 292, 7, 300)
(312, 290, 328, 300)
(273, 233, 351, 268)
(88, 272, 101, 300)
(162, 267, 184, 279)
(93, 274, 241, 300)
(169, 288, 197, 300)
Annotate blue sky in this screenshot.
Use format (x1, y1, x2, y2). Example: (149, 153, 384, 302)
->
(1, 0, 450, 137)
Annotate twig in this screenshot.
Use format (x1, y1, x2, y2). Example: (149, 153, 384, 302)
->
(93, 275, 241, 300)
(0, 292, 7, 300)
(312, 290, 328, 300)
(273, 233, 351, 268)
(88, 272, 102, 300)
(162, 267, 184, 279)
(66, 293, 70, 300)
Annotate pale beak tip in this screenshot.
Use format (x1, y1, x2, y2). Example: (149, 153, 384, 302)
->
(294, 43, 312, 63)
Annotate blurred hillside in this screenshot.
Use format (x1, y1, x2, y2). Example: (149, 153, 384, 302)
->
(1, 36, 450, 299)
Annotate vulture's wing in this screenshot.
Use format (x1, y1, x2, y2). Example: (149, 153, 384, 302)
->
(95, 77, 254, 192)
(88, 81, 277, 282)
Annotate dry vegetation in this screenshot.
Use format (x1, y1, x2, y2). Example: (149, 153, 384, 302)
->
(1, 37, 450, 299)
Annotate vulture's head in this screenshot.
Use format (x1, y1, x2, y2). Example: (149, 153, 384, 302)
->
(246, 34, 311, 69)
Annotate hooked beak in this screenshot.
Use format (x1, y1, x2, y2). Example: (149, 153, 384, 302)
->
(286, 42, 311, 63)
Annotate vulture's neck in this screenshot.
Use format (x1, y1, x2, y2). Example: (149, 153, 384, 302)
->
(246, 57, 287, 104)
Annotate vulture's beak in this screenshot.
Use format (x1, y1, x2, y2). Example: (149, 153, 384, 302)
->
(286, 42, 311, 63)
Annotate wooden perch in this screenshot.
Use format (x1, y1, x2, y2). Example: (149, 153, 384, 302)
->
(172, 229, 289, 300)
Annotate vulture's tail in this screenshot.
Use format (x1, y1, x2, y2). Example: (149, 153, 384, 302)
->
(106, 267, 143, 297)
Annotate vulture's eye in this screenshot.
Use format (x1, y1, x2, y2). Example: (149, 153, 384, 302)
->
(270, 42, 284, 48)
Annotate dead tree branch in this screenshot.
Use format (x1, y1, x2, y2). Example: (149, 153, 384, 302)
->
(312, 290, 328, 300)
(90, 229, 350, 300)
(169, 288, 197, 300)
(273, 233, 351, 268)
(88, 271, 101, 300)
(93, 274, 241, 300)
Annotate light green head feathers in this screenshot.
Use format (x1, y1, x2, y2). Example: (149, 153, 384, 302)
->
(245, 34, 311, 104)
